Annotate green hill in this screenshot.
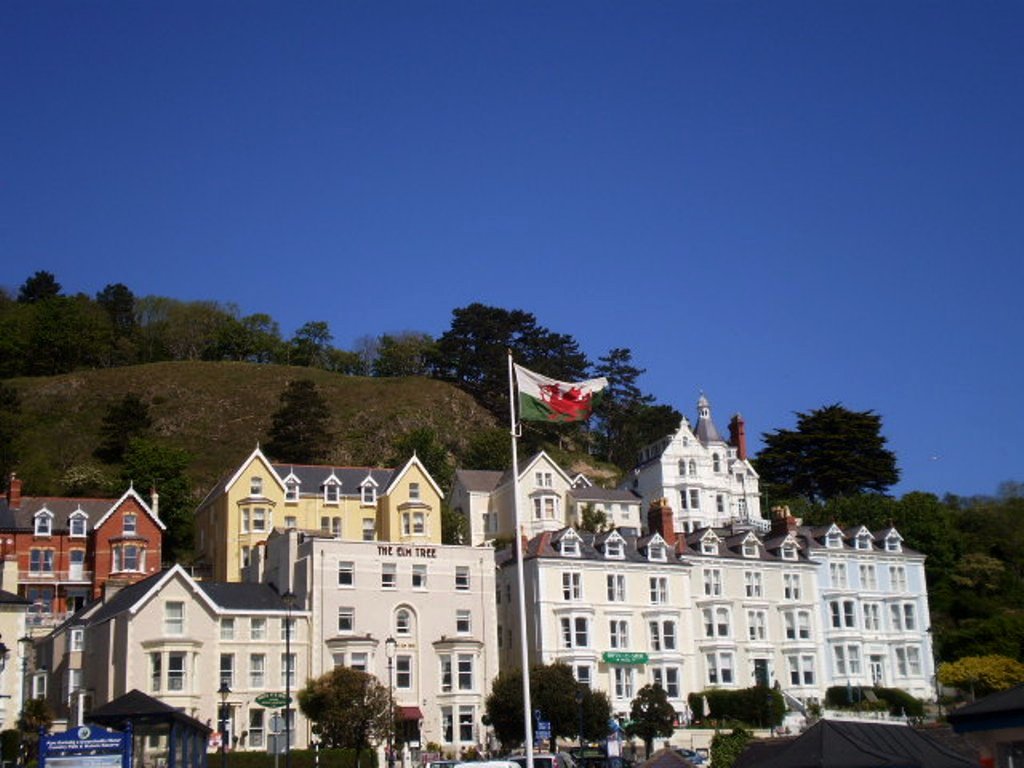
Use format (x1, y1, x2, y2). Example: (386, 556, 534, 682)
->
(6, 361, 500, 497)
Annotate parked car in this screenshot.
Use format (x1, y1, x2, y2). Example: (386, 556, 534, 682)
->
(508, 752, 577, 768)
(673, 748, 707, 765)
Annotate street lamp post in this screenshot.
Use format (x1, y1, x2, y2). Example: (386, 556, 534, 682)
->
(385, 636, 397, 768)
(283, 591, 295, 768)
(218, 681, 231, 768)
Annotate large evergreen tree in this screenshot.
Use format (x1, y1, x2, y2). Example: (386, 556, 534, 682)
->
(431, 304, 590, 419)
(95, 393, 152, 464)
(264, 379, 333, 463)
(592, 348, 680, 470)
(120, 438, 193, 563)
(755, 403, 900, 503)
(17, 271, 61, 303)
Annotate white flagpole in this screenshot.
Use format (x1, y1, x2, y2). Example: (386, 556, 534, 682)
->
(508, 351, 535, 767)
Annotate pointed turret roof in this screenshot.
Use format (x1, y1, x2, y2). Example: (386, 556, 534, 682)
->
(693, 393, 725, 445)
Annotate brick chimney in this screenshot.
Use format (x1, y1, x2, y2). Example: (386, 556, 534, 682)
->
(647, 497, 677, 546)
(729, 413, 747, 460)
(150, 486, 159, 519)
(6, 473, 21, 509)
(770, 505, 801, 537)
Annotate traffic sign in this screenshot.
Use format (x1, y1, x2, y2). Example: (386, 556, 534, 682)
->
(255, 692, 291, 708)
(536, 720, 552, 740)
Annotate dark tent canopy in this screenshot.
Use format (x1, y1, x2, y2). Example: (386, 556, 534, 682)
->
(736, 720, 973, 768)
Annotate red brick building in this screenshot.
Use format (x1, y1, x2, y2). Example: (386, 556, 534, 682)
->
(0, 474, 164, 626)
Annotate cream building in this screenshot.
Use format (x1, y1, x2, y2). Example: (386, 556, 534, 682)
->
(195, 448, 444, 580)
(254, 527, 500, 754)
(496, 500, 935, 718)
(38, 565, 310, 755)
(0, 590, 29, 731)
(451, 452, 641, 546)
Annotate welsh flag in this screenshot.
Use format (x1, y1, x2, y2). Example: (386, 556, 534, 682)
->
(514, 364, 608, 423)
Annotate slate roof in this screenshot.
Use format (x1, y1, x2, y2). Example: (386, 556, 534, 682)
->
(84, 566, 291, 626)
(568, 487, 641, 504)
(89, 688, 211, 733)
(748, 719, 973, 768)
(0, 496, 115, 531)
(948, 682, 1024, 732)
(274, 463, 395, 494)
(195, 580, 294, 611)
(454, 469, 503, 493)
(501, 528, 690, 567)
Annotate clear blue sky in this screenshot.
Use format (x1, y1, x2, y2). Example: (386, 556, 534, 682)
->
(4, 1, 1022, 498)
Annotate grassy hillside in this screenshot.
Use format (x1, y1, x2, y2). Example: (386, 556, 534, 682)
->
(7, 362, 500, 497)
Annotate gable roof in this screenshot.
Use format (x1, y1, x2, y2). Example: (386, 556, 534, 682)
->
(453, 469, 503, 494)
(384, 454, 444, 498)
(93, 485, 166, 531)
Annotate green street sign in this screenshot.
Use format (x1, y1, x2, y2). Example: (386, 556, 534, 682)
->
(602, 652, 649, 665)
(255, 692, 291, 708)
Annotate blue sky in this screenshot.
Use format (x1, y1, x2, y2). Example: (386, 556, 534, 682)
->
(3, 1, 1022, 498)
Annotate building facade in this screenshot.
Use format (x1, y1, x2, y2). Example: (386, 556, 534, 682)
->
(254, 527, 500, 754)
(450, 452, 642, 546)
(621, 396, 764, 532)
(195, 449, 444, 581)
(0, 475, 164, 628)
(496, 500, 934, 721)
(37, 565, 309, 753)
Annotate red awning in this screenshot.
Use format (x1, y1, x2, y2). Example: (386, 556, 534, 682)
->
(398, 706, 423, 721)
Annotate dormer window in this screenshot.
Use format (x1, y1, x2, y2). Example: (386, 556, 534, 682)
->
(69, 511, 88, 538)
(826, 530, 843, 549)
(742, 538, 759, 558)
(856, 532, 872, 550)
(701, 539, 719, 556)
(123, 514, 137, 535)
(886, 532, 903, 553)
(285, 480, 299, 502)
(250, 476, 263, 496)
(781, 542, 798, 561)
(561, 537, 580, 557)
(324, 478, 341, 504)
(648, 540, 667, 562)
(34, 511, 53, 537)
(604, 536, 624, 559)
(361, 484, 377, 505)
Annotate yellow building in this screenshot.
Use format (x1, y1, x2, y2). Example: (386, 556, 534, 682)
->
(195, 447, 444, 581)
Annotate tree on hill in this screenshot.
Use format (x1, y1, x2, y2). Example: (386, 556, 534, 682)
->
(264, 379, 334, 464)
(592, 347, 683, 470)
(298, 666, 391, 767)
(373, 332, 436, 377)
(288, 320, 334, 369)
(120, 438, 193, 563)
(431, 304, 590, 419)
(17, 271, 61, 303)
(0, 383, 21, 483)
(626, 684, 676, 756)
(95, 393, 153, 464)
(755, 404, 899, 503)
(389, 428, 453, 494)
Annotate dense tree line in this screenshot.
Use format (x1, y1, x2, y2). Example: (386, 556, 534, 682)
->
(1, 274, 679, 471)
